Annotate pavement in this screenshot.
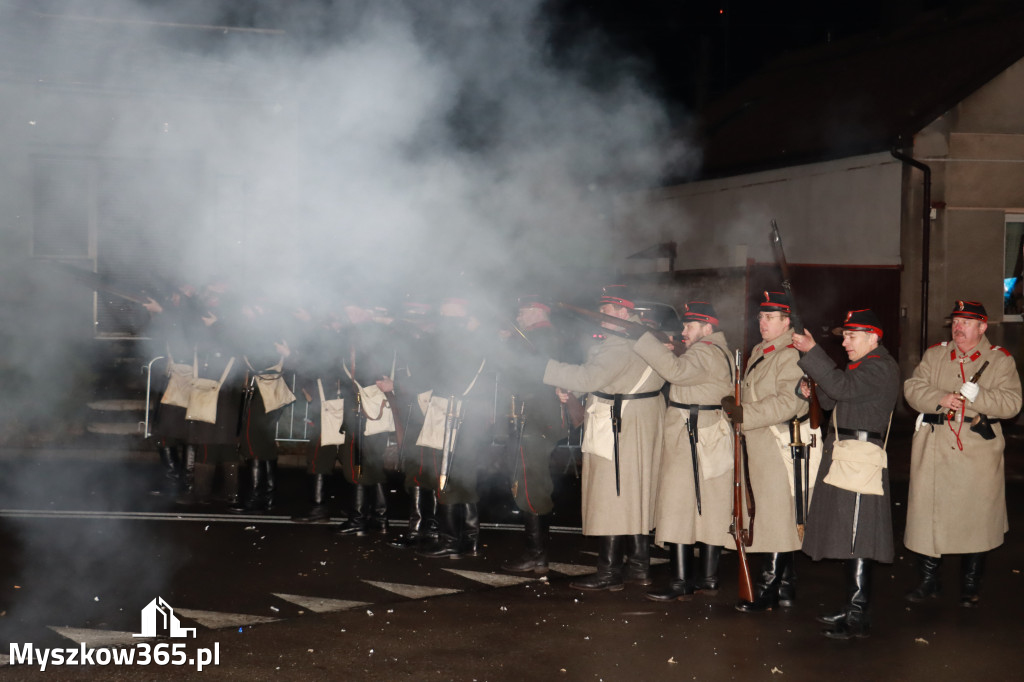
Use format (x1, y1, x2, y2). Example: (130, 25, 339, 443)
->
(0, 427, 1020, 681)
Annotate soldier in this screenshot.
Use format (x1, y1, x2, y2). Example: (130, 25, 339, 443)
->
(497, 296, 566, 575)
(721, 291, 807, 612)
(634, 302, 734, 601)
(792, 308, 900, 639)
(415, 297, 491, 559)
(542, 286, 665, 591)
(385, 299, 440, 549)
(334, 304, 398, 537)
(903, 300, 1022, 607)
(289, 307, 345, 524)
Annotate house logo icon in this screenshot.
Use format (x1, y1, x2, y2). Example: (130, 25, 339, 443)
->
(133, 597, 197, 638)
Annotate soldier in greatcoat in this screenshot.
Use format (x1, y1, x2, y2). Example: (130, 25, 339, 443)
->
(497, 297, 567, 575)
(721, 291, 808, 612)
(541, 286, 665, 591)
(633, 302, 734, 601)
(903, 300, 1021, 607)
(793, 308, 900, 639)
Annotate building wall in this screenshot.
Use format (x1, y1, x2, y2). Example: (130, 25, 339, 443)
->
(913, 56, 1024, 365)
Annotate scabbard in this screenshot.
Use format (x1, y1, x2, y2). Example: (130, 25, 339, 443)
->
(686, 406, 703, 515)
(611, 397, 622, 497)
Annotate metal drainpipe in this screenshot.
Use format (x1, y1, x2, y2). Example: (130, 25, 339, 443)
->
(891, 147, 932, 357)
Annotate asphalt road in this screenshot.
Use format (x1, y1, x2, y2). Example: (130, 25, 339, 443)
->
(0, 435, 1021, 681)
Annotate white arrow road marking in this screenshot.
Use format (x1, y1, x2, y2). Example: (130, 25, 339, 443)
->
(49, 628, 143, 647)
(272, 594, 371, 613)
(363, 581, 462, 599)
(442, 569, 535, 587)
(173, 608, 279, 629)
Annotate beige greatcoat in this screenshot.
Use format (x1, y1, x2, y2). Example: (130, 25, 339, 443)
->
(903, 335, 1022, 556)
(634, 330, 735, 548)
(740, 328, 808, 553)
(544, 332, 664, 536)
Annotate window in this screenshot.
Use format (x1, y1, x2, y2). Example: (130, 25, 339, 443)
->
(1004, 214, 1024, 321)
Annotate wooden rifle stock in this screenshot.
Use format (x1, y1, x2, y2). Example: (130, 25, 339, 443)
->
(730, 348, 756, 603)
(555, 302, 686, 356)
(770, 219, 823, 429)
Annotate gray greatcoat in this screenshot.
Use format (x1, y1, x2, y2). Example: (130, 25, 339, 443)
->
(740, 329, 809, 553)
(903, 335, 1021, 556)
(798, 343, 900, 562)
(544, 332, 664, 536)
(634, 330, 735, 547)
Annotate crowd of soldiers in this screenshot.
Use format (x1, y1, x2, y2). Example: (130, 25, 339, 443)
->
(143, 282, 1021, 641)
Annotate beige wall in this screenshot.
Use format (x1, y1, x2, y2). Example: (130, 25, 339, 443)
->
(620, 152, 903, 273)
(912, 55, 1024, 358)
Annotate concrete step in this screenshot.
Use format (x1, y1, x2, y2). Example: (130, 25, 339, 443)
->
(87, 399, 148, 412)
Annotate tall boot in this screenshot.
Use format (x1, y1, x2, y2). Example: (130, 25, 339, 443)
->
(220, 462, 239, 505)
(695, 543, 722, 596)
(960, 553, 986, 608)
(905, 554, 942, 602)
(645, 543, 695, 601)
(176, 463, 215, 505)
(736, 552, 785, 613)
(458, 503, 480, 557)
(778, 553, 796, 607)
(570, 535, 625, 592)
(501, 513, 549, 574)
(822, 559, 872, 639)
(422, 489, 439, 539)
(261, 460, 276, 512)
(176, 445, 197, 502)
(292, 474, 330, 523)
(388, 487, 425, 549)
(229, 459, 263, 513)
(417, 503, 463, 558)
(335, 484, 369, 535)
(624, 534, 652, 585)
(368, 483, 389, 533)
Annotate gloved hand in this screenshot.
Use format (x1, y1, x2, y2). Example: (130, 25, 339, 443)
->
(721, 395, 743, 424)
(959, 381, 980, 403)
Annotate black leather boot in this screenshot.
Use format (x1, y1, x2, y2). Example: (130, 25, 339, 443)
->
(335, 484, 369, 535)
(422, 489, 439, 540)
(292, 474, 331, 523)
(261, 460, 276, 512)
(368, 483, 389, 533)
(960, 553, 985, 607)
(459, 503, 480, 557)
(570, 536, 625, 592)
(646, 543, 695, 601)
(176, 462, 215, 505)
(417, 503, 463, 558)
(228, 459, 262, 513)
(695, 543, 722, 596)
(501, 513, 549, 574)
(822, 558, 872, 639)
(388, 487, 425, 548)
(736, 553, 784, 613)
(624, 534, 652, 585)
(176, 445, 196, 501)
(778, 552, 796, 607)
(905, 554, 942, 602)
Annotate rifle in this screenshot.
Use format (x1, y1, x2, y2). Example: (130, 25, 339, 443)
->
(769, 220, 823, 430)
(555, 302, 686, 356)
(437, 395, 465, 491)
(730, 348, 756, 603)
(383, 387, 405, 450)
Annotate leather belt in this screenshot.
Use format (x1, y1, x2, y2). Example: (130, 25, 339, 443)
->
(920, 413, 947, 425)
(593, 390, 663, 401)
(836, 426, 882, 441)
(667, 401, 719, 410)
